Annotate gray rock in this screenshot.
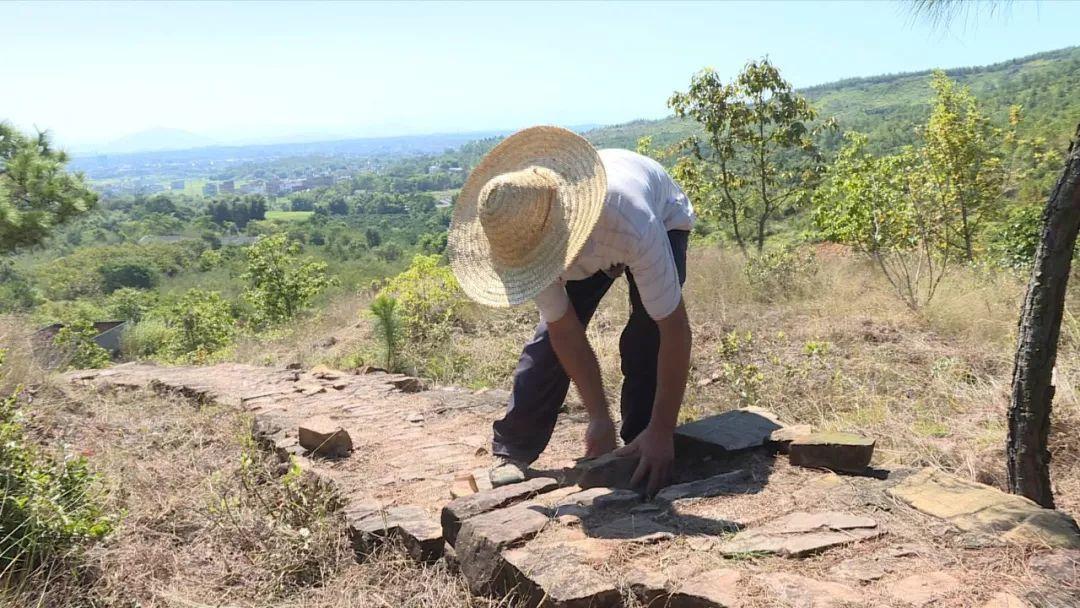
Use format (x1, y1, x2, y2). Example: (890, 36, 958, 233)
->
(442, 477, 558, 545)
(758, 573, 862, 607)
(456, 503, 552, 595)
(668, 568, 743, 607)
(575, 452, 640, 490)
(674, 408, 784, 456)
(720, 511, 881, 557)
(297, 416, 352, 457)
(501, 539, 620, 607)
(347, 504, 443, 563)
(656, 469, 750, 503)
(788, 432, 875, 473)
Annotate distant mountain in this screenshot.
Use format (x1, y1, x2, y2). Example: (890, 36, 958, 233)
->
(585, 46, 1080, 154)
(87, 127, 219, 155)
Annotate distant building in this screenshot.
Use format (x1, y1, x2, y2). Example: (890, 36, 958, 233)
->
(171, 179, 186, 190)
(221, 235, 259, 247)
(267, 178, 282, 195)
(203, 182, 219, 196)
(302, 175, 333, 189)
(428, 165, 440, 174)
(220, 180, 236, 193)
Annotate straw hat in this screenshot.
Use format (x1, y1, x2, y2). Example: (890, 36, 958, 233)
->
(448, 126, 607, 307)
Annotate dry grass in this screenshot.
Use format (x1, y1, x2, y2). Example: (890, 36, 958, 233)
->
(2, 384, 511, 608)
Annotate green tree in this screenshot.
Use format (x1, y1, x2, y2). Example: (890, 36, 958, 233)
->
(921, 71, 1007, 261)
(52, 320, 111, 370)
(368, 294, 401, 371)
(99, 259, 159, 292)
(242, 233, 333, 325)
(0, 124, 97, 252)
(161, 289, 235, 361)
(668, 59, 832, 254)
(813, 133, 951, 309)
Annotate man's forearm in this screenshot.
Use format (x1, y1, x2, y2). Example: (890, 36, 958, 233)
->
(547, 312, 611, 421)
(651, 301, 692, 433)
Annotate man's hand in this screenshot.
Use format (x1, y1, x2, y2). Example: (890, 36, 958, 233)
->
(584, 415, 617, 458)
(615, 424, 674, 497)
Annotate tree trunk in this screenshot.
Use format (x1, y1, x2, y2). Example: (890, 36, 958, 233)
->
(1007, 124, 1080, 508)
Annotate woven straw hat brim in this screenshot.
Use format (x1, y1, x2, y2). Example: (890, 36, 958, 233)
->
(448, 126, 607, 307)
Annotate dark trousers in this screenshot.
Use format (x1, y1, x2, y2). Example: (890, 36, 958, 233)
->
(492, 230, 690, 463)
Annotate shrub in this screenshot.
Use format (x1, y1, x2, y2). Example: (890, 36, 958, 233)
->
(160, 289, 236, 362)
(988, 203, 1043, 269)
(743, 246, 818, 302)
(99, 260, 159, 292)
(242, 234, 334, 326)
(368, 294, 402, 371)
(119, 318, 172, 360)
(380, 254, 462, 342)
(51, 320, 110, 370)
(0, 352, 113, 573)
(106, 287, 158, 322)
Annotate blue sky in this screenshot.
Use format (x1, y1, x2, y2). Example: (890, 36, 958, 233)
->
(3, 0, 1079, 149)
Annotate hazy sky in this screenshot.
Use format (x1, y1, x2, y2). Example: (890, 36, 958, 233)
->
(4, 0, 1079, 148)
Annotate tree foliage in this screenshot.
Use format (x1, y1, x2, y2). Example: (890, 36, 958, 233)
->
(0, 123, 97, 253)
(242, 233, 334, 326)
(667, 59, 833, 253)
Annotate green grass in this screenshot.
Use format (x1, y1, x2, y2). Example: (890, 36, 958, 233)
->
(265, 210, 314, 222)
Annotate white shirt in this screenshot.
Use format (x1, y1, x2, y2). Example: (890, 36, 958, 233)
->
(534, 148, 695, 322)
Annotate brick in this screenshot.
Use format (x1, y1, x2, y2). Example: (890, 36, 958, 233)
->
(442, 477, 558, 545)
(347, 504, 443, 563)
(788, 432, 874, 473)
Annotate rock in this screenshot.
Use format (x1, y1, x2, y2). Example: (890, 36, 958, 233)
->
(888, 468, 1080, 549)
(456, 503, 552, 595)
(294, 381, 327, 395)
(442, 477, 558, 545)
(590, 515, 675, 544)
(669, 568, 743, 607)
(450, 473, 479, 499)
(310, 364, 343, 380)
(356, 364, 386, 375)
(555, 487, 640, 510)
(391, 376, 425, 393)
(674, 408, 784, 456)
(285, 362, 302, 370)
(501, 539, 620, 607)
(347, 504, 443, 563)
(575, 452, 640, 489)
(1028, 549, 1078, 586)
(759, 572, 862, 607)
(828, 545, 922, 583)
(768, 424, 814, 454)
(297, 416, 352, 457)
(720, 511, 881, 557)
(656, 469, 750, 503)
(886, 572, 961, 607)
(788, 432, 875, 473)
(981, 593, 1032, 608)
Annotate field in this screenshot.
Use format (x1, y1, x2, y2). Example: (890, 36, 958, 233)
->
(265, 210, 315, 221)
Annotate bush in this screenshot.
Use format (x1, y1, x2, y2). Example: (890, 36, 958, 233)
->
(51, 320, 110, 370)
(242, 234, 334, 326)
(743, 246, 819, 302)
(159, 289, 236, 362)
(120, 318, 172, 360)
(380, 254, 462, 342)
(988, 203, 1043, 269)
(106, 287, 158, 322)
(99, 260, 159, 292)
(0, 352, 113, 573)
(368, 294, 402, 371)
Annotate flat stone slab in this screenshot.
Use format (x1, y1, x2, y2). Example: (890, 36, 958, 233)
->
(674, 408, 784, 455)
(888, 468, 1080, 549)
(501, 539, 619, 607)
(590, 515, 675, 544)
(656, 469, 750, 503)
(885, 572, 962, 607)
(720, 511, 881, 557)
(456, 503, 552, 595)
(788, 432, 874, 473)
(575, 452, 640, 490)
(668, 568, 743, 608)
(297, 415, 353, 457)
(759, 573, 862, 607)
(442, 477, 558, 545)
(347, 504, 443, 562)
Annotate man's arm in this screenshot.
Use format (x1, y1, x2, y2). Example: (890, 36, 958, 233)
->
(616, 298, 692, 495)
(546, 308, 617, 457)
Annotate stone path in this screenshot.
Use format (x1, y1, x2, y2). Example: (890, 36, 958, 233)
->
(67, 363, 1080, 607)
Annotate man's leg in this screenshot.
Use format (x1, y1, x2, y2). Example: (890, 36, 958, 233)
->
(492, 272, 615, 463)
(618, 230, 690, 444)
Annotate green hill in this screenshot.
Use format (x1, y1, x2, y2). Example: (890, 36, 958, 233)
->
(585, 46, 1080, 154)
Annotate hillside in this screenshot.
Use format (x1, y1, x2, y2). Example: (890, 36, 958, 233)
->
(585, 46, 1080, 153)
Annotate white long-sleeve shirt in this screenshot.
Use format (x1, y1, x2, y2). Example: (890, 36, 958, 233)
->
(534, 148, 695, 322)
